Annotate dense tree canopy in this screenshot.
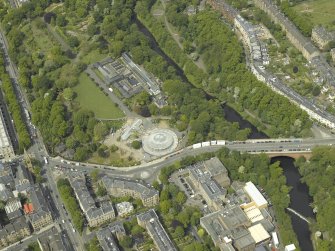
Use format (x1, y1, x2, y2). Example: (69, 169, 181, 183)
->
(136, 0, 312, 138)
(0, 52, 31, 152)
(295, 147, 335, 251)
(57, 178, 85, 232)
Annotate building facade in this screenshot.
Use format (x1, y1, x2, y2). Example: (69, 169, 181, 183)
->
(253, 0, 319, 60)
(188, 160, 227, 211)
(0, 111, 14, 163)
(137, 209, 177, 251)
(26, 185, 53, 231)
(331, 48, 335, 63)
(70, 175, 115, 228)
(101, 176, 159, 207)
(312, 26, 335, 50)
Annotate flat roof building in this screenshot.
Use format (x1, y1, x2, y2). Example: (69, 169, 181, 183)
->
(137, 209, 177, 251)
(248, 223, 271, 245)
(244, 182, 268, 209)
(243, 206, 264, 223)
(188, 160, 228, 210)
(200, 205, 255, 251)
(115, 202, 134, 217)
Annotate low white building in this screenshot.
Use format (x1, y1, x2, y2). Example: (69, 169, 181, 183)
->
(116, 202, 134, 217)
(244, 182, 268, 209)
(285, 244, 296, 251)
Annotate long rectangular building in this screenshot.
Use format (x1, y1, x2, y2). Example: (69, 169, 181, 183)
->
(253, 0, 335, 87)
(0, 110, 14, 162)
(243, 182, 268, 209)
(137, 209, 177, 251)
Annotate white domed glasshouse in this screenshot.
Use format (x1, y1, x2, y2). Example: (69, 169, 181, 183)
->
(142, 129, 178, 156)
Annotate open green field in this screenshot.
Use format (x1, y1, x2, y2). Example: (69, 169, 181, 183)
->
(293, 0, 335, 31)
(74, 73, 124, 119)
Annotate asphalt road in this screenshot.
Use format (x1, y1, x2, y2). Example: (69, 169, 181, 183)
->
(0, 30, 79, 250)
(1, 21, 335, 251)
(44, 163, 85, 250)
(47, 137, 335, 184)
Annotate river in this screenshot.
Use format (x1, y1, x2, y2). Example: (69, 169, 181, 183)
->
(271, 157, 314, 251)
(135, 16, 314, 250)
(135, 17, 267, 139)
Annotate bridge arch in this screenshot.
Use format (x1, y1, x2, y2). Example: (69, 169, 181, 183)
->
(265, 152, 312, 160)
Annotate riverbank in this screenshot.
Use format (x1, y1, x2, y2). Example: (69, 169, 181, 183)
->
(136, 13, 270, 138)
(135, 2, 312, 139)
(134, 3, 303, 248)
(272, 157, 314, 251)
(134, 15, 269, 140)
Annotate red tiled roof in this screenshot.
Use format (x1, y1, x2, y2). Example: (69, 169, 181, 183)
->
(23, 203, 34, 214)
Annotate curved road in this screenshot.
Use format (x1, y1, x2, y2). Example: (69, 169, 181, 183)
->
(48, 137, 335, 183)
(2, 25, 335, 250)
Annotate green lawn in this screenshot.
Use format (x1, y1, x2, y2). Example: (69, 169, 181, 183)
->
(294, 0, 335, 30)
(74, 73, 124, 119)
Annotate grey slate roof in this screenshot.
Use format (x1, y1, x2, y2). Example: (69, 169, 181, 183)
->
(137, 209, 177, 251)
(27, 185, 51, 224)
(0, 216, 29, 239)
(101, 176, 158, 200)
(70, 175, 115, 224)
(97, 227, 120, 251)
(38, 227, 67, 251)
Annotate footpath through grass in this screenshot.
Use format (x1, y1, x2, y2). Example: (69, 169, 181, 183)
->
(74, 73, 124, 119)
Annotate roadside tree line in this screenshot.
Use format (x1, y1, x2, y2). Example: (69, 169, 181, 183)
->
(57, 178, 85, 233)
(0, 51, 31, 152)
